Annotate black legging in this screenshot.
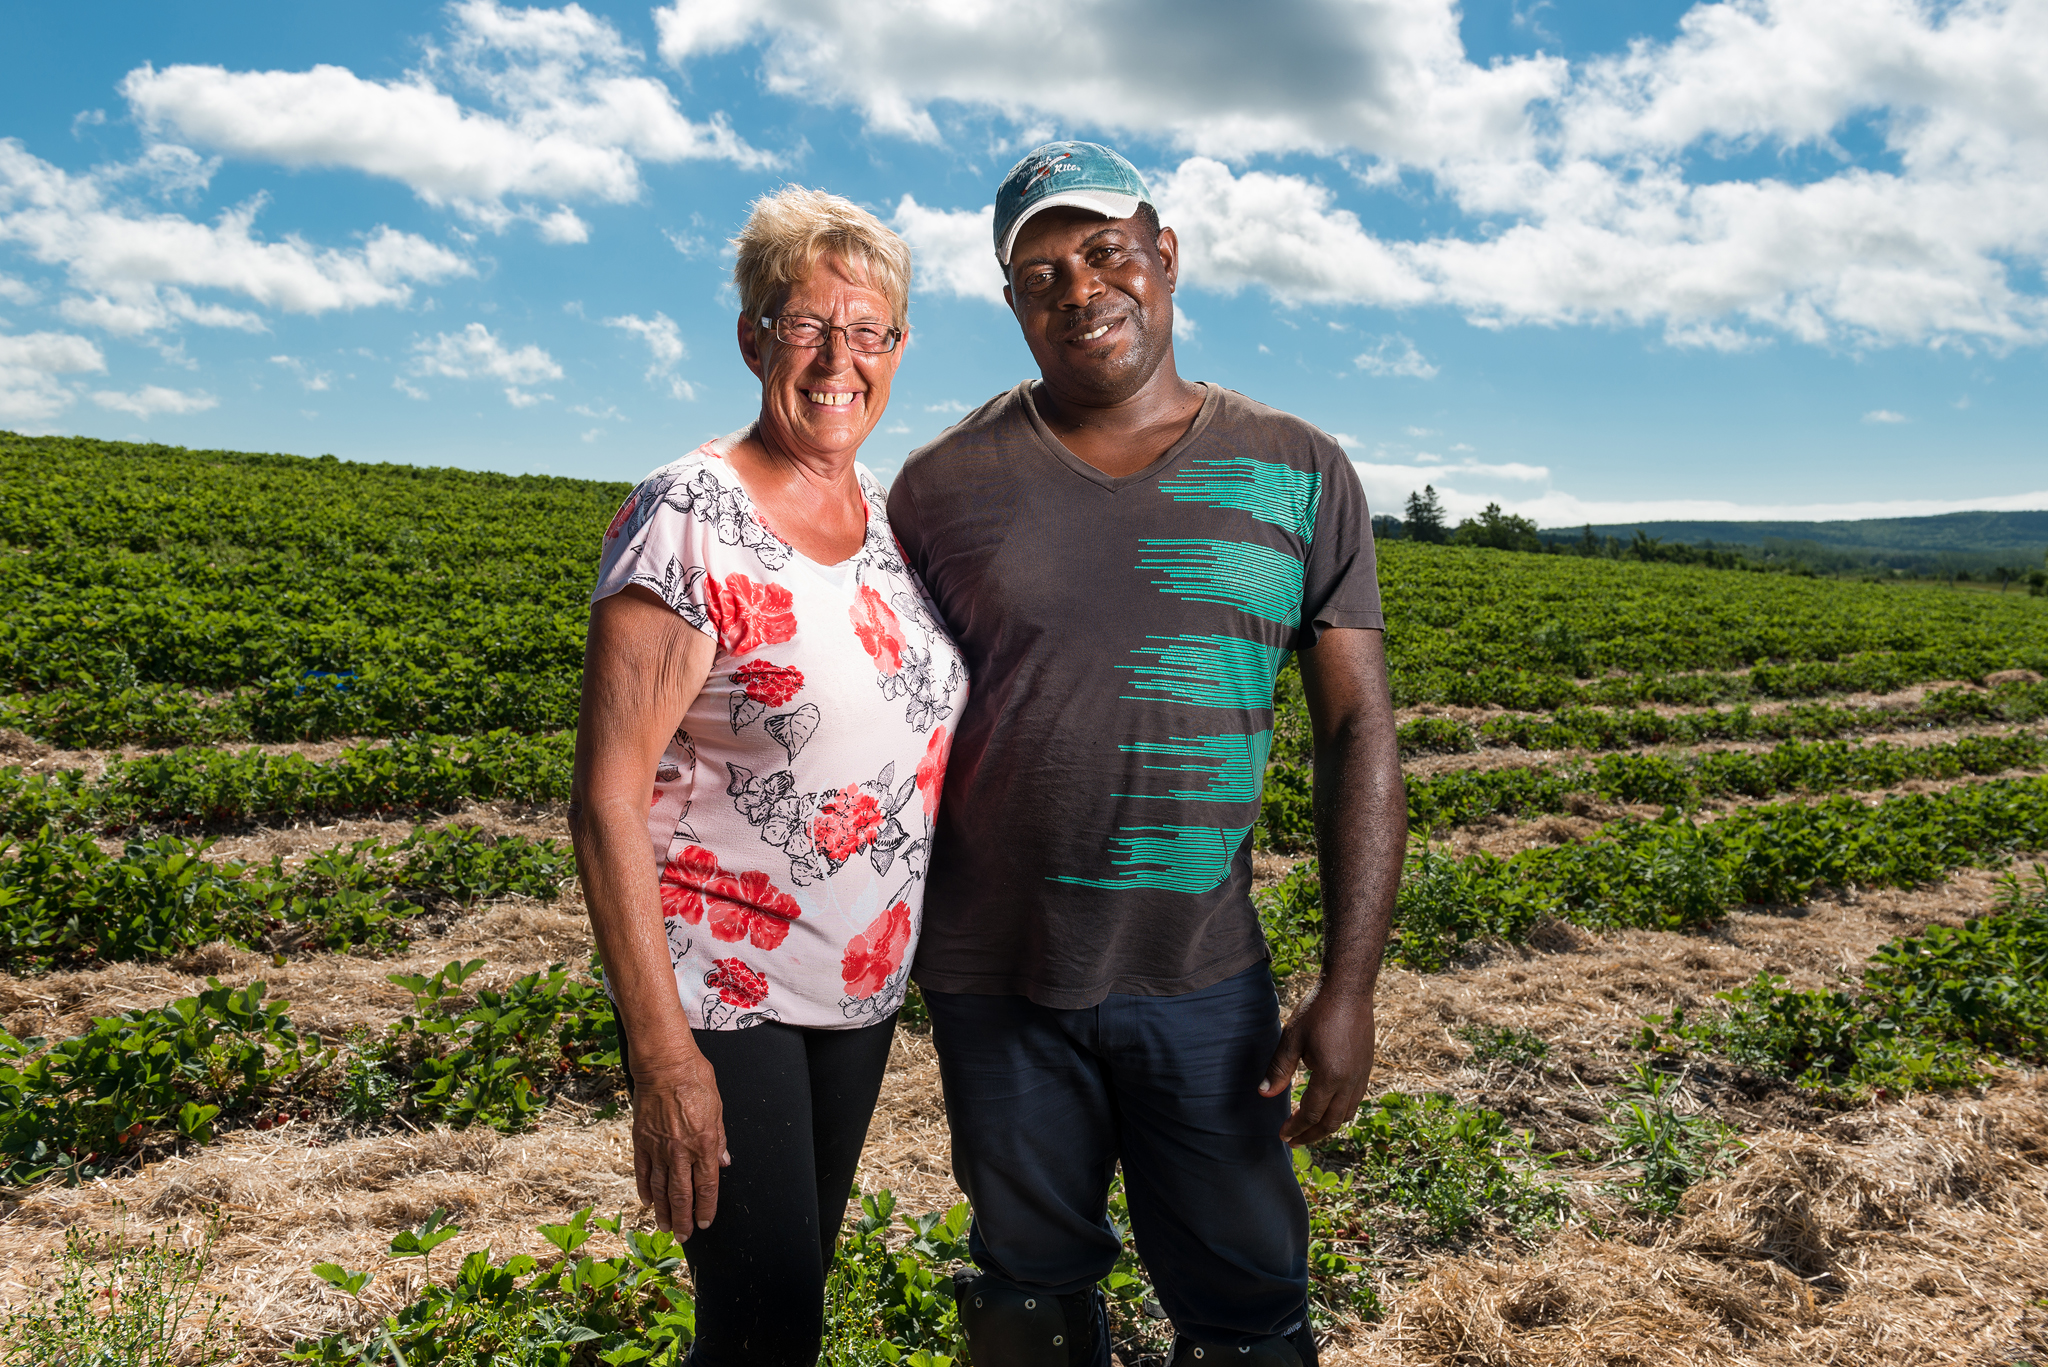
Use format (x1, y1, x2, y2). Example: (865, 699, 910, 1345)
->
(620, 1012, 898, 1366)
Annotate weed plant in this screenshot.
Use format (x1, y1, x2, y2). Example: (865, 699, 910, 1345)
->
(1456, 1023, 1551, 1071)
(1602, 1066, 1737, 1215)
(0, 1219, 238, 1367)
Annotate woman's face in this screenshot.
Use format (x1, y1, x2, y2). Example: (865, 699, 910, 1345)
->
(740, 253, 903, 466)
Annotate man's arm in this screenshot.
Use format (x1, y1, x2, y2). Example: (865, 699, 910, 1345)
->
(1258, 626, 1407, 1144)
(570, 586, 725, 1234)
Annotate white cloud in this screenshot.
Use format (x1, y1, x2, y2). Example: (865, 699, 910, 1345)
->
(708, 0, 2048, 350)
(1404, 426, 1437, 436)
(1173, 307, 1197, 341)
(1863, 408, 1909, 423)
(91, 384, 217, 416)
(891, 197, 1002, 305)
(393, 376, 429, 400)
(1500, 487, 2048, 527)
(0, 273, 36, 304)
(924, 399, 968, 413)
(655, 0, 1560, 163)
(606, 310, 693, 397)
(411, 322, 563, 403)
(122, 1, 771, 238)
(1354, 335, 1439, 379)
(0, 139, 470, 336)
(0, 328, 104, 421)
(885, 421, 910, 434)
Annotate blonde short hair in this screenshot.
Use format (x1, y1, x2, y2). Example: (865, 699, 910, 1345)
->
(731, 186, 912, 331)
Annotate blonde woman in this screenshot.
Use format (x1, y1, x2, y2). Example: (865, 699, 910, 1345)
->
(571, 187, 967, 1365)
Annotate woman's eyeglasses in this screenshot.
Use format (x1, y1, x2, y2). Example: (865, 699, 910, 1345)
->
(760, 315, 902, 354)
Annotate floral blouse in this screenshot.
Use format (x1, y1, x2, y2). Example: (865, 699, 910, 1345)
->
(593, 442, 968, 1030)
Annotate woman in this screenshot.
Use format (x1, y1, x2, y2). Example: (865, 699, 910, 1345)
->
(570, 186, 967, 1366)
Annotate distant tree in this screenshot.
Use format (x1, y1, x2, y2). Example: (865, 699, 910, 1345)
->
(1371, 513, 1403, 541)
(1578, 523, 1598, 556)
(1452, 502, 1542, 553)
(1404, 486, 1448, 544)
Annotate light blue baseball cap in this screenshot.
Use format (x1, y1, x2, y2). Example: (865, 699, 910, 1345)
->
(993, 141, 1152, 266)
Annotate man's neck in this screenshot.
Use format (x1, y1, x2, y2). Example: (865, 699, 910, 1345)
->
(1032, 363, 1205, 480)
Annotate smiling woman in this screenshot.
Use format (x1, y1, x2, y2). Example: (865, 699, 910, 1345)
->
(569, 186, 964, 1367)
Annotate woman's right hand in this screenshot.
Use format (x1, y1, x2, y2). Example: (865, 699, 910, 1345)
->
(630, 1051, 730, 1236)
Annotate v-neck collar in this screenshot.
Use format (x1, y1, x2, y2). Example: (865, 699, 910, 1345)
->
(1018, 381, 1219, 493)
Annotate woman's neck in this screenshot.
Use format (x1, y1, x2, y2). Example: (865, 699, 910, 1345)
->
(721, 423, 869, 566)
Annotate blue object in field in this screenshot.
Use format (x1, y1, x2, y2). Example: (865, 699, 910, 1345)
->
(296, 670, 358, 695)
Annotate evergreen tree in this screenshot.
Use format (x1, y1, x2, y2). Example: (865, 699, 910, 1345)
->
(1404, 485, 1448, 544)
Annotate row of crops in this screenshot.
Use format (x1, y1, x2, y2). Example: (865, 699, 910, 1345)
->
(9, 772, 2048, 1179)
(7, 431, 2048, 746)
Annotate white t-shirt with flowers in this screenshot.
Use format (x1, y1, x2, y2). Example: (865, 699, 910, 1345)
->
(592, 443, 969, 1030)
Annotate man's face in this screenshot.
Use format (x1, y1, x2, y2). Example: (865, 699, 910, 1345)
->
(1003, 208, 1179, 405)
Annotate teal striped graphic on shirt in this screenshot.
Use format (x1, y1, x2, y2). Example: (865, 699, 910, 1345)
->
(1120, 730, 1275, 803)
(1137, 539, 1304, 628)
(1157, 457, 1321, 540)
(1051, 823, 1254, 893)
(1119, 635, 1284, 711)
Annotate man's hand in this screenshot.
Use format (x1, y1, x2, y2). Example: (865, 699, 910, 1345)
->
(1259, 985, 1377, 1146)
(629, 1054, 729, 1236)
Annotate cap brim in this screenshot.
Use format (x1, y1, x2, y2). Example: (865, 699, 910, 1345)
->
(998, 189, 1145, 264)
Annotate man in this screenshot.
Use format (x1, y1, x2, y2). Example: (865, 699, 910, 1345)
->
(887, 141, 1405, 1367)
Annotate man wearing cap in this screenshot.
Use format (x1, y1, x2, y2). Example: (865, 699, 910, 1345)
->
(888, 142, 1405, 1367)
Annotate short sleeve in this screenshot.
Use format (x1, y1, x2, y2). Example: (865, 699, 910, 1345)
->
(591, 463, 723, 641)
(1297, 436, 1385, 647)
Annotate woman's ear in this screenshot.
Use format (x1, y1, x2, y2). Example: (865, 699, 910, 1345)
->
(737, 312, 767, 381)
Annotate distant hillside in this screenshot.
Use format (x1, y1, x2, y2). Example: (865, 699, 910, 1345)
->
(1537, 509, 2048, 575)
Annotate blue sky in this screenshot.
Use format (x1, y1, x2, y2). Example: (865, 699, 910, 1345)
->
(3, 0, 2044, 525)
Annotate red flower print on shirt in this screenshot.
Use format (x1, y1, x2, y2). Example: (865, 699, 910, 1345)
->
(706, 573, 798, 656)
(658, 845, 721, 924)
(841, 900, 913, 1000)
(812, 784, 884, 862)
(605, 493, 639, 540)
(705, 958, 768, 1009)
(704, 868, 803, 950)
(916, 726, 951, 822)
(849, 585, 905, 676)
(733, 659, 804, 707)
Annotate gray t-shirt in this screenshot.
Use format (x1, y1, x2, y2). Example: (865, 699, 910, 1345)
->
(888, 382, 1384, 1008)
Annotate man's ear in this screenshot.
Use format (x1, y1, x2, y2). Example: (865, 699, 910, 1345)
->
(1003, 284, 1015, 311)
(1156, 225, 1180, 292)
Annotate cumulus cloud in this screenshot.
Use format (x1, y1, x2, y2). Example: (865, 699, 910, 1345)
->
(1863, 408, 1909, 423)
(891, 197, 1002, 305)
(411, 322, 561, 405)
(718, 0, 2048, 350)
(0, 328, 104, 421)
(654, 0, 1560, 163)
(0, 139, 469, 336)
(91, 384, 217, 416)
(122, 0, 771, 237)
(605, 310, 694, 398)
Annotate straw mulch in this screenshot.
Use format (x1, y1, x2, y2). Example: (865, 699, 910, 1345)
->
(1350, 1085, 2048, 1366)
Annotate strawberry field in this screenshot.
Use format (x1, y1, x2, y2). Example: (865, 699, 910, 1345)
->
(2, 429, 2046, 1366)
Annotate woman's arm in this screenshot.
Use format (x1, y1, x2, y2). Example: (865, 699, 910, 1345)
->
(570, 585, 722, 1235)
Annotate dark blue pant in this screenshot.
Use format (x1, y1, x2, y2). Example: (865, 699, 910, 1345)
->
(923, 964, 1310, 1345)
